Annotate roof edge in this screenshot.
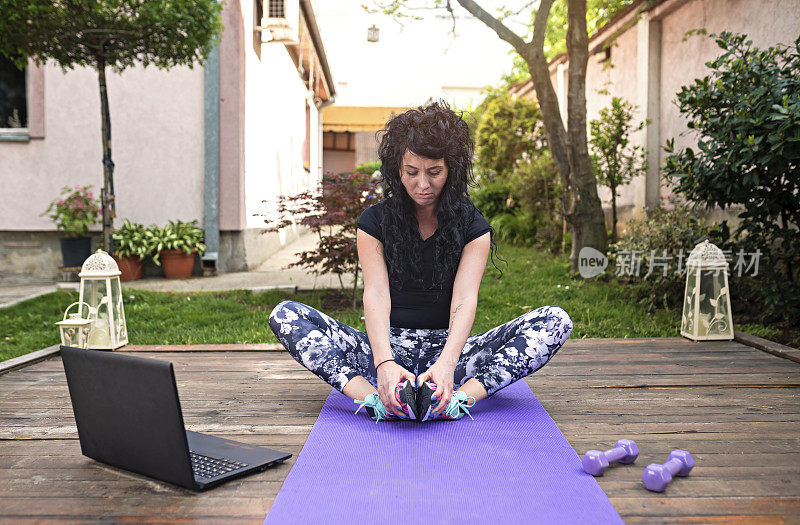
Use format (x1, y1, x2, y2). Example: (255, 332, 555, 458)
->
(300, 0, 336, 98)
(548, 0, 658, 68)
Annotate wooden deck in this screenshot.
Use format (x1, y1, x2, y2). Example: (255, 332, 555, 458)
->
(1, 337, 799, 524)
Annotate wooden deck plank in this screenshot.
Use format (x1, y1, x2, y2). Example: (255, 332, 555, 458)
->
(4, 476, 798, 500)
(735, 330, 800, 364)
(0, 337, 798, 522)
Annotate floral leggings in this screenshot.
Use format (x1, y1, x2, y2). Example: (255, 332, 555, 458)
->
(268, 300, 573, 397)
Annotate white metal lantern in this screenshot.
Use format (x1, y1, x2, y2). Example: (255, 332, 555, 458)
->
(367, 24, 380, 42)
(56, 301, 93, 348)
(681, 240, 734, 341)
(78, 249, 128, 349)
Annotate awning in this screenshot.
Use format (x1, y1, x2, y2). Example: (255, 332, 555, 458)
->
(322, 106, 413, 132)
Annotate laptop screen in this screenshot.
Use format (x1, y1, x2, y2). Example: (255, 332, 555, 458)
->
(60, 346, 196, 488)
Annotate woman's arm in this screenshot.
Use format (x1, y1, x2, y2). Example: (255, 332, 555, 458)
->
(356, 229, 392, 364)
(438, 231, 491, 365)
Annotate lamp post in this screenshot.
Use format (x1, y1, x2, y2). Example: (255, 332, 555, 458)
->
(681, 240, 734, 341)
(78, 249, 128, 349)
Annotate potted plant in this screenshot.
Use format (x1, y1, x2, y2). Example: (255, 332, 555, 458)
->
(41, 185, 101, 268)
(152, 220, 206, 279)
(111, 220, 155, 281)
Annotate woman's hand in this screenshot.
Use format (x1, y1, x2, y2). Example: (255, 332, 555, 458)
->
(376, 361, 416, 418)
(417, 358, 457, 417)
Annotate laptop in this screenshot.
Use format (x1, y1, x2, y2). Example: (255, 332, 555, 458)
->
(60, 346, 291, 490)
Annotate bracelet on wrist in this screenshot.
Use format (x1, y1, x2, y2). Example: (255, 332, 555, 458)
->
(375, 358, 394, 371)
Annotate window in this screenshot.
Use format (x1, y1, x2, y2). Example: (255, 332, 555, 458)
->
(0, 55, 28, 129)
(268, 0, 285, 18)
(323, 132, 355, 152)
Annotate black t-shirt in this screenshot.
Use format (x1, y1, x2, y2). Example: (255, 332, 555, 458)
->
(356, 200, 492, 329)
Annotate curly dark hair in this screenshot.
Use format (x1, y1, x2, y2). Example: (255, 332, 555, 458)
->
(375, 100, 506, 298)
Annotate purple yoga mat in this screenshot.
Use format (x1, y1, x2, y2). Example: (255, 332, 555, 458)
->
(265, 381, 623, 524)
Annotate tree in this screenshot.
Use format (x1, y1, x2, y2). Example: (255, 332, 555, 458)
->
(263, 168, 383, 308)
(367, 0, 608, 274)
(589, 96, 646, 243)
(541, 0, 634, 59)
(475, 93, 548, 180)
(0, 0, 224, 252)
(663, 31, 800, 322)
(501, 0, 634, 83)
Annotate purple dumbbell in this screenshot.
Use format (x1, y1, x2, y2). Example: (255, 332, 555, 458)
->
(582, 439, 639, 476)
(642, 450, 695, 492)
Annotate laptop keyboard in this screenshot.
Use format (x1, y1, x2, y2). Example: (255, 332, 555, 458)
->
(189, 450, 249, 479)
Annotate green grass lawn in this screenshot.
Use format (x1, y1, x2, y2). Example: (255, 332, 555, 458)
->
(0, 243, 792, 362)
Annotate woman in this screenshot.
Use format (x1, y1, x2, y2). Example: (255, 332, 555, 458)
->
(269, 101, 573, 423)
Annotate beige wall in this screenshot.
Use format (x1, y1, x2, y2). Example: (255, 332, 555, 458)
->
(218, 0, 246, 232)
(0, 59, 204, 231)
(323, 149, 356, 175)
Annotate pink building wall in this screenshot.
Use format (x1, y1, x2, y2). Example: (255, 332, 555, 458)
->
(547, 0, 800, 227)
(0, 0, 333, 277)
(659, 0, 800, 164)
(1, 59, 205, 232)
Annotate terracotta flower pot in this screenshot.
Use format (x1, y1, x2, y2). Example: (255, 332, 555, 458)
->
(113, 254, 144, 281)
(160, 249, 195, 279)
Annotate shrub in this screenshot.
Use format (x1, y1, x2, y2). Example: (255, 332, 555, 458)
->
(533, 217, 567, 255)
(705, 221, 796, 324)
(353, 161, 381, 176)
(471, 152, 565, 251)
(508, 151, 561, 216)
(469, 178, 516, 222)
(509, 150, 564, 252)
(610, 205, 713, 284)
(489, 211, 537, 246)
(609, 204, 714, 311)
(473, 93, 566, 252)
(663, 31, 800, 322)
